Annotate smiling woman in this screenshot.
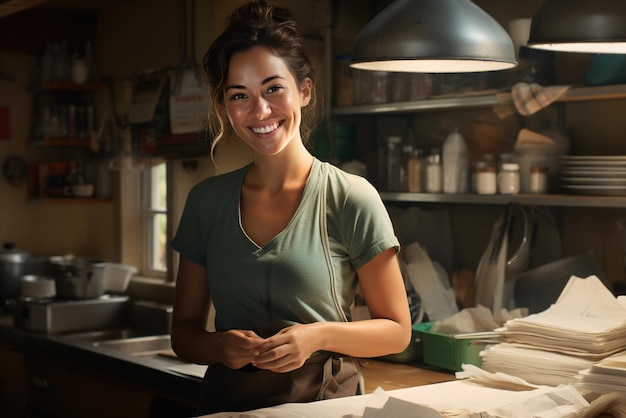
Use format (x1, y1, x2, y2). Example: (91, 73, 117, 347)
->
(169, 1, 411, 415)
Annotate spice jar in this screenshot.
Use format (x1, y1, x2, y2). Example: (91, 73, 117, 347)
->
(476, 165, 497, 195)
(498, 163, 521, 194)
(407, 149, 423, 192)
(425, 153, 442, 193)
(529, 165, 549, 194)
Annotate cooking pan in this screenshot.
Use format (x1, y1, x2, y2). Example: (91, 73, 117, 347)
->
(51, 256, 106, 299)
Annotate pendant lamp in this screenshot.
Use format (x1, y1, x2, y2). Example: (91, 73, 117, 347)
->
(350, 0, 517, 73)
(528, 0, 626, 54)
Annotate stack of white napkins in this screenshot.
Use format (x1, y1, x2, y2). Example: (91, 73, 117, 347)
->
(576, 351, 626, 394)
(477, 275, 626, 387)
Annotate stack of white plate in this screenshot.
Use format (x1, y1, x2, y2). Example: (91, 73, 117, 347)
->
(561, 156, 626, 196)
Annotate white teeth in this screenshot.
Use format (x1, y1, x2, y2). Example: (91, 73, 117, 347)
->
(252, 122, 279, 134)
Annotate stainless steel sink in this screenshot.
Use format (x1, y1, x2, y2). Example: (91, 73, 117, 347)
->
(60, 328, 157, 343)
(94, 335, 172, 355)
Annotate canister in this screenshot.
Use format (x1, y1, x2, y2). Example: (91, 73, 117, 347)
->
(529, 165, 549, 194)
(498, 163, 521, 194)
(476, 165, 497, 195)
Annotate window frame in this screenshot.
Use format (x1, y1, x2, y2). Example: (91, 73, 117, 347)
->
(140, 161, 169, 279)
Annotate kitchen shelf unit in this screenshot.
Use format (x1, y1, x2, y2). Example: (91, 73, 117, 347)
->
(27, 81, 112, 204)
(334, 83, 626, 208)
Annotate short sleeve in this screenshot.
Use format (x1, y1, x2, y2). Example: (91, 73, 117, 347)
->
(327, 169, 400, 270)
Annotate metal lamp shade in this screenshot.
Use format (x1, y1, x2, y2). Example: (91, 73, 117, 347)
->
(528, 0, 626, 53)
(350, 0, 517, 73)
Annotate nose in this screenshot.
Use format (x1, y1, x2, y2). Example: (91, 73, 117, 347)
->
(252, 96, 271, 119)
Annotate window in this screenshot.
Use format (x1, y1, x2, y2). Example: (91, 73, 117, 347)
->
(142, 162, 168, 277)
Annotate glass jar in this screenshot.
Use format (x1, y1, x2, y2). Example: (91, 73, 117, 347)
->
(385, 136, 402, 191)
(529, 165, 549, 194)
(425, 153, 442, 193)
(498, 163, 521, 194)
(476, 165, 497, 195)
(407, 150, 423, 192)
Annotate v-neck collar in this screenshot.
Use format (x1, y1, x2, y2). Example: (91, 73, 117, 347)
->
(238, 159, 321, 254)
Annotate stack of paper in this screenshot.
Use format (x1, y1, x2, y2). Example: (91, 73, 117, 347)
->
(478, 275, 626, 386)
(576, 351, 626, 394)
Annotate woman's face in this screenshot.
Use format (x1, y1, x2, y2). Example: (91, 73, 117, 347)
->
(224, 46, 311, 156)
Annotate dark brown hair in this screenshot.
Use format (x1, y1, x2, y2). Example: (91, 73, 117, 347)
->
(203, 0, 319, 155)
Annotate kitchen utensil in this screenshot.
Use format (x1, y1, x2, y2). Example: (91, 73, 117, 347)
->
(505, 205, 533, 279)
(51, 257, 107, 299)
(474, 206, 509, 315)
(502, 205, 534, 310)
(0, 242, 32, 308)
(0, 243, 51, 309)
(514, 250, 607, 314)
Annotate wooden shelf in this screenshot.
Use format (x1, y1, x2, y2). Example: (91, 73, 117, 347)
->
(333, 83, 626, 116)
(30, 138, 92, 147)
(37, 82, 108, 92)
(381, 192, 626, 209)
(28, 197, 112, 204)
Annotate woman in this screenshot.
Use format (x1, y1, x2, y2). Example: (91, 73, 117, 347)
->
(170, 0, 411, 414)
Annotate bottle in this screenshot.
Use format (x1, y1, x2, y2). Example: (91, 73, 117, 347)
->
(385, 136, 402, 191)
(498, 163, 521, 194)
(401, 126, 419, 191)
(407, 149, 423, 193)
(442, 128, 468, 194)
(425, 152, 442, 193)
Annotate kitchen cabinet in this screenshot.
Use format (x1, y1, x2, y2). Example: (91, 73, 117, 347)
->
(0, 344, 28, 418)
(25, 354, 195, 418)
(27, 82, 114, 203)
(26, 355, 153, 418)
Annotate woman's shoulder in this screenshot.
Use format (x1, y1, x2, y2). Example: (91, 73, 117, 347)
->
(322, 161, 380, 202)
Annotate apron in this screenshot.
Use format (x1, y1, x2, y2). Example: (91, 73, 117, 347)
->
(196, 353, 360, 415)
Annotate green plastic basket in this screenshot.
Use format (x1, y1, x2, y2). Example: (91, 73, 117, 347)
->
(413, 322, 486, 372)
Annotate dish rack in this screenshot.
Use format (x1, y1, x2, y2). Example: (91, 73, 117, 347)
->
(413, 322, 492, 372)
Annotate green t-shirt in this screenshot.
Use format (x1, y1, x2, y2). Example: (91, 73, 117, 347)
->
(171, 158, 399, 338)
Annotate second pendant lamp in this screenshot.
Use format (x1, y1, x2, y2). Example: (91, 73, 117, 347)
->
(350, 0, 517, 73)
(528, 0, 626, 54)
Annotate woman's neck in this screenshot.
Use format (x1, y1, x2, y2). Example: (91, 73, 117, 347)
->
(247, 143, 314, 194)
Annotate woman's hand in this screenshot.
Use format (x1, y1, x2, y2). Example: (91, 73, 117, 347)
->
(251, 323, 320, 373)
(218, 329, 268, 370)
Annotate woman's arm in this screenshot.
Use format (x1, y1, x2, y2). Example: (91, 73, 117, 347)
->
(171, 255, 267, 368)
(252, 248, 412, 372)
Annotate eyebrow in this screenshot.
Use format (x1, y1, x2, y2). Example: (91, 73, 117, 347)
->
(224, 75, 285, 92)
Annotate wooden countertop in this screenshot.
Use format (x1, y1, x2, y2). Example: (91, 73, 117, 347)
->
(358, 359, 456, 393)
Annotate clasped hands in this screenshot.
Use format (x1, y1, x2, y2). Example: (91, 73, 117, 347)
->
(218, 324, 318, 373)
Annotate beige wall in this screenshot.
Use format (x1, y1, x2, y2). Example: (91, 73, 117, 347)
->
(1, 0, 626, 285)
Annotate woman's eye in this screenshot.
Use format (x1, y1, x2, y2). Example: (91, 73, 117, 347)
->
(266, 85, 283, 94)
(229, 92, 247, 101)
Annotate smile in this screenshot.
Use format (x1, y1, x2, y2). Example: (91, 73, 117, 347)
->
(251, 122, 281, 134)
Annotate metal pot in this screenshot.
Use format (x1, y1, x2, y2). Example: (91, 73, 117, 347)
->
(51, 257, 106, 299)
(0, 243, 40, 309)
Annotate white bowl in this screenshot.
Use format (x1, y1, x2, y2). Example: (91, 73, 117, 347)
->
(21, 275, 56, 299)
(71, 184, 94, 197)
(101, 263, 138, 293)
